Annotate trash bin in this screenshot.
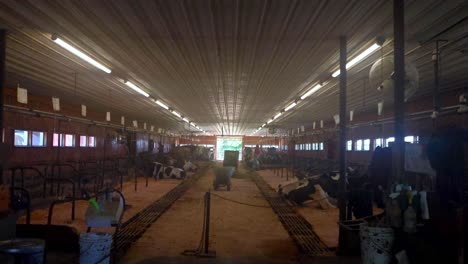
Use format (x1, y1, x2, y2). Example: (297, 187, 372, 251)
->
(0, 238, 45, 264)
(360, 223, 394, 264)
(80, 233, 113, 264)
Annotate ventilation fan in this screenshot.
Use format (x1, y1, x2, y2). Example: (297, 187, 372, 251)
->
(369, 56, 419, 102)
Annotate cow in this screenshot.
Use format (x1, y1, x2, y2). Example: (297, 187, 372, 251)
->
(183, 161, 197, 172)
(162, 166, 186, 179)
(153, 162, 164, 179)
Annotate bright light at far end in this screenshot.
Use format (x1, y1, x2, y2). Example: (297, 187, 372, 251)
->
(125, 81, 150, 97)
(300, 84, 323, 100)
(273, 112, 282, 120)
(52, 37, 111, 74)
(155, 100, 169, 110)
(285, 102, 297, 111)
(332, 43, 381, 78)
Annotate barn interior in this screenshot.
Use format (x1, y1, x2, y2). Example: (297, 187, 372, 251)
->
(0, 0, 467, 263)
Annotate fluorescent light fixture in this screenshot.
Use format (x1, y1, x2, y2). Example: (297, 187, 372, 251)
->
(273, 112, 282, 120)
(262, 123, 266, 127)
(155, 100, 169, 110)
(125, 81, 150, 97)
(332, 43, 381, 78)
(300, 84, 322, 100)
(267, 119, 273, 124)
(258, 127, 262, 130)
(190, 122, 195, 127)
(171, 110, 181, 118)
(52, 37, 111, 74)
(285, 102, 297, 111)
(182, 118, 189, 123)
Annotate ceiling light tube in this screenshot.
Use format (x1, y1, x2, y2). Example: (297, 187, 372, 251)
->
(273, 112, 282, 120)
(155, 100, 169, 110)
(300, 84, 323, 100)
(52, 36, 112, 74)
(171, 110, 181, 118)
(262, 123, 266, 127)
(182, 118, 190, 123)
(332, 43, 381, 77)
(125, 81, 150, 97)
(267, 119, 273, 124)
(285, 102, 297, 111)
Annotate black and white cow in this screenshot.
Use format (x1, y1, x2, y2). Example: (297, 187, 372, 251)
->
(183, 161, 197, 172)
(153, 162, 164, 179)
(161, 166, 186, 179)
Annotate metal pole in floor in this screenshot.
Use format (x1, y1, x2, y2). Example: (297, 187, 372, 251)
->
(338, 35, 348, 222)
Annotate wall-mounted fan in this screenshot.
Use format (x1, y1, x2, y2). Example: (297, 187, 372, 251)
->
(369, 56, 419, 102)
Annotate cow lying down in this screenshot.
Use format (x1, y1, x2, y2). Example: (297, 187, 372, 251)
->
(279, 176, 335, 209)
(153, 162, 186, 179)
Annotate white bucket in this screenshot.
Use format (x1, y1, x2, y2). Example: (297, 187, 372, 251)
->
(80, 233, 113, 264)
(360, 224, 394, 264)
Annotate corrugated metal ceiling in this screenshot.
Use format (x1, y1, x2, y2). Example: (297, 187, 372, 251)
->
(0, 0, 466, 135)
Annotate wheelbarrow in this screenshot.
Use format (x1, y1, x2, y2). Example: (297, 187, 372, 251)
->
(213, 167, 235, 191)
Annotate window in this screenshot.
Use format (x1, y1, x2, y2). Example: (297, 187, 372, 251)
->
(355, 139, 363, 151)
(363, 139, 371, 151)
(14, 130, 29, 147)
(319, 142, 324, 151)
(80, 136, 88, 147)
(14, 130, 46, 147)
(64, 134, 75, 147)
(31, 131, 46, 147)
(347, 140, 353, 151)
(405, 136, 419, 144)
(374, 138, 384, 148)
(88, 136, 96, 147)
(53, 133, 76, 147)
(53, 133, 60, 147)
(386, 137, 395, 147)
(313, 143, 318, 151)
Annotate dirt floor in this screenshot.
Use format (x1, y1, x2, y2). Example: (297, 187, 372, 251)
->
(257, 169, 340, 249)
(120, 165, 298, 264)
(17, 176, 183, 233)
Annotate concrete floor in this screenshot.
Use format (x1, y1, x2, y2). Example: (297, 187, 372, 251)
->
(120, 166, 298, 263)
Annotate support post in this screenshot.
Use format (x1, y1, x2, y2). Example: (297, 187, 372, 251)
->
(0, 29, 5, 185)
(393, 0, 405, 183)
(338, 36, 347, 222)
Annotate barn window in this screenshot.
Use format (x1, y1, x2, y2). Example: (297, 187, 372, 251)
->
(363, 139, 371, 151)
(80, 136, 88, 147)
(386, 137, 395, 147)
(14, 130, 29, 147)
(346, 140, 353, 151)
(374, 138, 384, 148)
(53, 133, 76, 147)
(319, 142, 324, 151)
(355, 139, 363, 151)
(64, 134, 75, 147)
(405, 136, 419, 143)
(53, 133, 60, 147)
(31, 131, 46, 147)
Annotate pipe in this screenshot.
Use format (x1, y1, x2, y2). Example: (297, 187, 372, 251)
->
(338, 36, 348, 222)
(0, 29, 5, 185)
(393, 0, 406, 183)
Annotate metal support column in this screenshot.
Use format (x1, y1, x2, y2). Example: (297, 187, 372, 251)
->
(393, 0, 405, 183)
(0, 30, 5, 185)
(338, 36, 347, 222)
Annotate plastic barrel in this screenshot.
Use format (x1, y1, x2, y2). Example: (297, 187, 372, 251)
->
(360, 224, 394, 264)
(80, 233, 113, 264)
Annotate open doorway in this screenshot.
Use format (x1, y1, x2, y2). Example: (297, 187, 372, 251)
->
(216, 137, 243, 161)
